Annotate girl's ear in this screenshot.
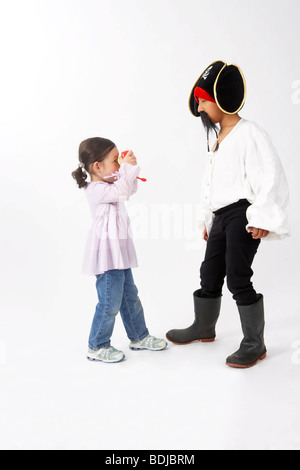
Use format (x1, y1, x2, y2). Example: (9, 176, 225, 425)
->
(91, 161, 104, 174)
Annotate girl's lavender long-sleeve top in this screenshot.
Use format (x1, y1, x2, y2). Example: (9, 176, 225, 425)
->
(82, 163, 140, 275)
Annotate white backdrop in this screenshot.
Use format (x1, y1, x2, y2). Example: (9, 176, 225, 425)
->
(1, 0, 300, 451)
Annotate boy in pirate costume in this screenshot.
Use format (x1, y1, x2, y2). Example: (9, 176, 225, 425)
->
(166, 60, 290, 368)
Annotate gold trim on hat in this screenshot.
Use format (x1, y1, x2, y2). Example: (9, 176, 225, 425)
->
(213, 63, 247, 115)
(189, 60, 246, 116)
(188, 60, 226, 116)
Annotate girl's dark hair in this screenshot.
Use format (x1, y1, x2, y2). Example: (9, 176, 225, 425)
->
(71, 137, 116, 188)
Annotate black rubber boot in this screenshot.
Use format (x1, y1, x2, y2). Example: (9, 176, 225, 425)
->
(226, 295, 267, 368)
(166, 289, 221, 344)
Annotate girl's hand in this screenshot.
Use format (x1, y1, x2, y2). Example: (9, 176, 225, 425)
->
(203, 226, 209, 242)
(121, 150, 137, 166)
(247, 227, 270, 239)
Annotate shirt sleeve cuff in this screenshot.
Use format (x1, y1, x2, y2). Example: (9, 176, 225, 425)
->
(119, 162, 141, 180)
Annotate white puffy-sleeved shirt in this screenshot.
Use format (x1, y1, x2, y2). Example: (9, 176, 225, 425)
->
(198, 118, 290, 241)
(82, 163, 140, 275)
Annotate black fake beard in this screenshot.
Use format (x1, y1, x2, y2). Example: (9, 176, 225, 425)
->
(200, 111, 220, 152)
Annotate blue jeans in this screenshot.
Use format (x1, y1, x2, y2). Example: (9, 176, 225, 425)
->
(88, 268, 149, 350)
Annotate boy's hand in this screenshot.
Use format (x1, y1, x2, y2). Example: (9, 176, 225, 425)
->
(247, 227, 270, 239)
(121, 150, 137, 166)
(203, 226, 209, 242)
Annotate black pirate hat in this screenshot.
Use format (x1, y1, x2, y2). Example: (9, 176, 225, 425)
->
(189, 60, 246, 116)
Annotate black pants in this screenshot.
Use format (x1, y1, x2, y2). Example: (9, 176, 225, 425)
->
(200, 199, 261, 305)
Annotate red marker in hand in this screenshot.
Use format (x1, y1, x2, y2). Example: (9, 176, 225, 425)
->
(121, 150, 147, 182)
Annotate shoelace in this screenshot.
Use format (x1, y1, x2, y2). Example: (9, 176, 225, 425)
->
(98, 346, 118, 360)
(139, 335, 160, 349)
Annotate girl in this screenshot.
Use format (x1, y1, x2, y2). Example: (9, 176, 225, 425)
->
(166, 60, 290, 368)
(72, 137, 167, 363)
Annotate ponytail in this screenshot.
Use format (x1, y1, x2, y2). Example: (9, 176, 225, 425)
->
(71, 166, 88, 189)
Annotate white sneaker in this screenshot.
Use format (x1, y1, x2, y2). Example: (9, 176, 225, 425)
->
(129, 335, 168, 351)
(87, 346, 125, 363)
